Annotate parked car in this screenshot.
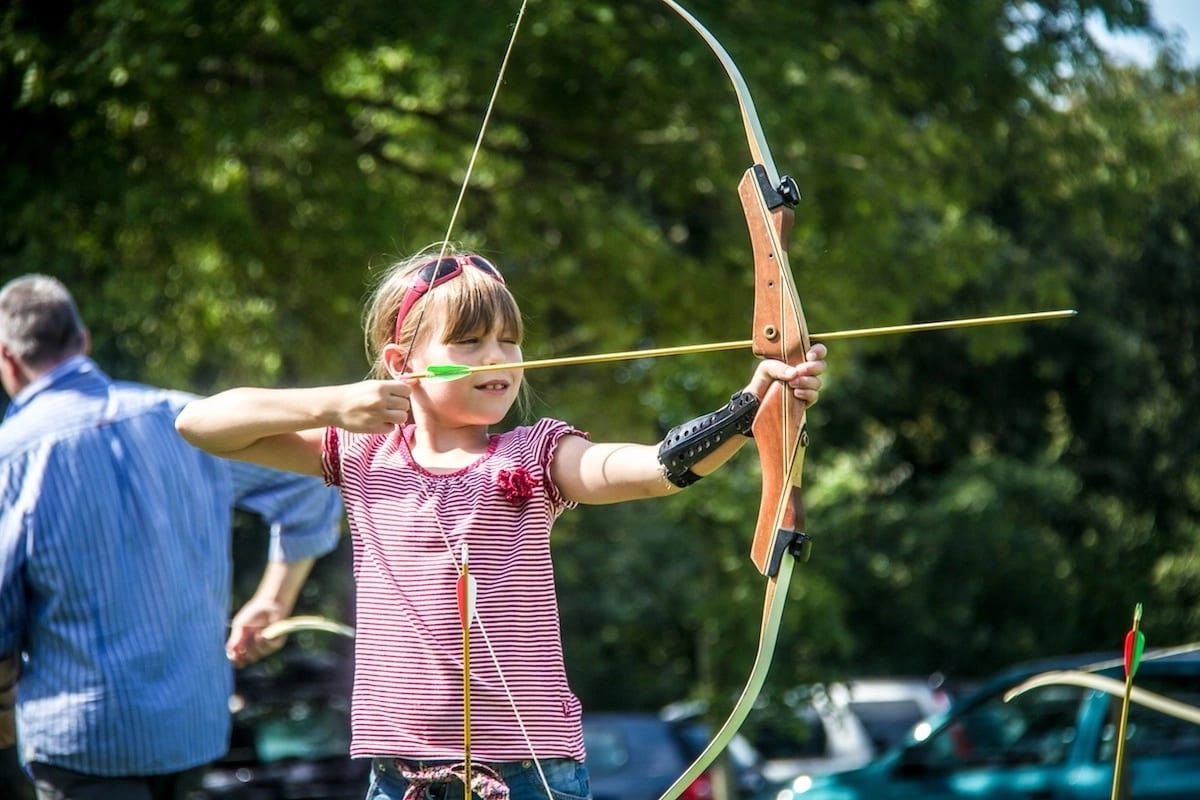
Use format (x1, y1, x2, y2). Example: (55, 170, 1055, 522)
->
(768, 648, 1200, 800)
(664, 695, 875, 787)
(584, 711, 768, 800)
(823, 676, 953, 752)
(198, 647, 369, 799)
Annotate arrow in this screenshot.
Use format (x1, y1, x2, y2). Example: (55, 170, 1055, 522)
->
(1112, 602, 1144, 800)
(458, 542, 478, 798)
(408, 309, 1077, 380)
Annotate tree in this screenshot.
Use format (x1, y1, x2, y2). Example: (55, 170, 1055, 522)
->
(5, 0, 1194, 715)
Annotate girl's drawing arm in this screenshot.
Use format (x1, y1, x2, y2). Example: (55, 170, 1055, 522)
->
(176, 380, 415, 475)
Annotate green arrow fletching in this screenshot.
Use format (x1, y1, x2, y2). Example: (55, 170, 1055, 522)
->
(422, 364, 473, 382)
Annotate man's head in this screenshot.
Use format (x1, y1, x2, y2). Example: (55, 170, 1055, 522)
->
(0, 274, 89, 399)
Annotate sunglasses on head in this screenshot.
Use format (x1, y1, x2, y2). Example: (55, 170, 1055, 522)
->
(393, 254, 506, 343)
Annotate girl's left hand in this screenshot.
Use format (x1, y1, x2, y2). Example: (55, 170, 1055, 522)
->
(746, 343, 827, 408)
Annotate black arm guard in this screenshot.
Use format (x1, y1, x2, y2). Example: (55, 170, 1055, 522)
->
(657, 391, 760, 488)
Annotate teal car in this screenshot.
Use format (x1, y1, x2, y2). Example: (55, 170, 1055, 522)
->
(774, 649, 1200, 800)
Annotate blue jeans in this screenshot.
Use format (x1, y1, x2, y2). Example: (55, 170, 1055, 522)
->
(366, 757, 591, 800)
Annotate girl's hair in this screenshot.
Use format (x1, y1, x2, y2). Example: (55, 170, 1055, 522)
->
(363, 246, 524, 379)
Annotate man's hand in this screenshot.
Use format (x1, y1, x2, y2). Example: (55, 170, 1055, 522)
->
(226, 596, 288, 668)
(226, 559, 314, 668)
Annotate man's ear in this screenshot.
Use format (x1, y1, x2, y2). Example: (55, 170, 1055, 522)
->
(0, 344, 28, 398)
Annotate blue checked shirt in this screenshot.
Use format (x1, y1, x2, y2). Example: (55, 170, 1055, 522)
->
(0, 356, 343, 776)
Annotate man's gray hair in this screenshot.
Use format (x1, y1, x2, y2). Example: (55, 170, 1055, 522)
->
(0, 274, 87, 368)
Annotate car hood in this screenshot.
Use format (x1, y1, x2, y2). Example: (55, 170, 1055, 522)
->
(782, 753, 899, 800)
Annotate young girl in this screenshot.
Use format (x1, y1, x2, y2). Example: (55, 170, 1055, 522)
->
(176, 250, 827, 800)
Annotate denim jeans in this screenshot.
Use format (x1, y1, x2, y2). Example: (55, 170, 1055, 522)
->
(366, 757, 591, 800)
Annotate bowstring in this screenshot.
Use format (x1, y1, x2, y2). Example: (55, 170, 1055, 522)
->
(400, 6, 550, 797)
(400, 0, 530, 367)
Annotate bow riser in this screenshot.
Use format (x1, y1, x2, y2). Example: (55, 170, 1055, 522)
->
(739, 165, 812, 577)
(742, 166, 809, 364)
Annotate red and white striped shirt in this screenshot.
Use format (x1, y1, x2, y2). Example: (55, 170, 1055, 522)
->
(323, 418, 587, 761)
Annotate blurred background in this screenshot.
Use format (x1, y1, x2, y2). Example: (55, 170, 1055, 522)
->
(3, 0, 1199, 797)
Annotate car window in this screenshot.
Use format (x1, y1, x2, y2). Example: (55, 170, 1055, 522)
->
(583, 717, 687, 778)
(585, 727, 633, 775)
(239, 699, 351, 762)
(921, 684, 1087, 768)
(1095, 674, 1200, 761)
(674, 721, 760, 770)
(847, 699, 924, 749)
(749, 710, 829, 759)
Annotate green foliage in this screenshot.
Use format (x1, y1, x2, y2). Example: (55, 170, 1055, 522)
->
(5, 0, 1200, 723)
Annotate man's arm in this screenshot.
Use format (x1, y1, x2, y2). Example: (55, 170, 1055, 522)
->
(0, 456, 25, 748)
(223, 458, 344, 666)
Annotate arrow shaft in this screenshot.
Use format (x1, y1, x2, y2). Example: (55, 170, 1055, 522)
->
(409, 310, 1076, 379)
(460, 542, 474, 796)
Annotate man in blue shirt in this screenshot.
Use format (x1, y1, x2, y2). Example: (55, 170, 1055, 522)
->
(0, 274, 344, 799)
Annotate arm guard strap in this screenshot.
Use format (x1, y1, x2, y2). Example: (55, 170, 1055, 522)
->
(657, 391, 760, 488)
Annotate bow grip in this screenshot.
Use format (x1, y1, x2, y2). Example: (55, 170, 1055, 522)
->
(750, 384, 811, 576)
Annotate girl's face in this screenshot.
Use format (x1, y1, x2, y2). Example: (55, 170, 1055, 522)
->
(407, 320, 523, 427)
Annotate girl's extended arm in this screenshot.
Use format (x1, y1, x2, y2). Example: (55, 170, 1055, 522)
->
(176, 380, 414, 475)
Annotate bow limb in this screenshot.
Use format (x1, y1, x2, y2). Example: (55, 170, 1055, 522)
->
(261, 615, 356, 640)
(658, 560, 796, 800)
(658, 0, 780, 185)
(1004, 670, 1200, 726)
(656, 5, 811, 800)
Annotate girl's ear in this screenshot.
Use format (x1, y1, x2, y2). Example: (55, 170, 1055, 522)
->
(381, 343, 412, 377)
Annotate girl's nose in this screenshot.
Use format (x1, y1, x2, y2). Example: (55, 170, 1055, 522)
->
(482, 338, 508, 364)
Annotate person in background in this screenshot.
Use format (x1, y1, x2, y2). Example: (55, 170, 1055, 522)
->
(176, 249, 827, 800)
(0, 274, 345, 800)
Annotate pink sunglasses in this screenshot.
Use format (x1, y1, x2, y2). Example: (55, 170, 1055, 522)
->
(393, 255, 506, 343)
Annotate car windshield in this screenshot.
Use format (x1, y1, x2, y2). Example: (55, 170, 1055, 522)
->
(919, 684, 1088, 768)
(1093, 673, 1200, 761)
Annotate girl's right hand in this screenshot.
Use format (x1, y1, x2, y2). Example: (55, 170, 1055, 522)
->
(336, 379, 413, 433)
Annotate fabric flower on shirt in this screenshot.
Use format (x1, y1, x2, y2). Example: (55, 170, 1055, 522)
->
(497, 467, 535, 506)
